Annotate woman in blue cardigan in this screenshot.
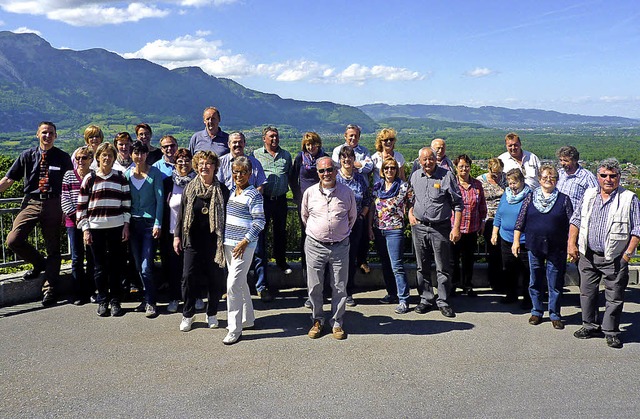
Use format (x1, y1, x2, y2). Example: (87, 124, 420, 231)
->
(512, 165, 573, 330)
(125, 140, 164, 318)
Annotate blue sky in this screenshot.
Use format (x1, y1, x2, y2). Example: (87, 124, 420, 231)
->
(1, 0, 639, 118)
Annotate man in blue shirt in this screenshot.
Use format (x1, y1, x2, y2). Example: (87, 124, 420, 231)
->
(556, 145, 598, 210)
(188, 107, 230, 157)
(152, 135, 178, 179)
(217, 132, 266, 192)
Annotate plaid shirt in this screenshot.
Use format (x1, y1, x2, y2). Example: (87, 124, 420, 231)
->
(454, 178, 487, 233)
(557, 165, 598, 210)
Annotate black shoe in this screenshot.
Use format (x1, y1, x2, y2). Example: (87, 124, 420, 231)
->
(258, 288, 274, 302)
(380, 294, 399, 304)
(133, 302, 146, 312)
(465, 289, 477, 297)
(439, 306, 456, 318)
(414, 302, 433, 314)
(23, 268, 43, 280)
(606, 335, 622, 349)
(110, 300, 124, 317)
(42, 291, 56, 307)
(574, 327, 601, 339)
(97, 302, 109, 317)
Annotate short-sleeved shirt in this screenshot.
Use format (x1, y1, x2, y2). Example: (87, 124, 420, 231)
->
(410, 166, 463, 223)
(6, 146, 73, 195)
(557, 165, 598, 210)
(253, 146, 292, 198)
(189, 128, 230, 157)
(217, 153, 267, 191)
(499, 149, 541, 189)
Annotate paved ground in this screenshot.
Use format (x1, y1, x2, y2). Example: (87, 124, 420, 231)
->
(1, 286, 640, 418)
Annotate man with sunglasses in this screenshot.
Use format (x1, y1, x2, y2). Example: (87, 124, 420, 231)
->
(0, 121, 73, 306)
(153, 135, 179, 179)
(568, 158, 640, 349)
(301, 157, 356, 340)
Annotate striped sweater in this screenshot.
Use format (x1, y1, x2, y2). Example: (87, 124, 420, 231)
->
(224, 186, 265, 248)
(76, 170, 131, 231)
(61, 169, 84, 228)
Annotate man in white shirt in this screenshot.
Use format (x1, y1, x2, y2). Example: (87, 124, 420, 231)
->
(498, 132, 541, 188)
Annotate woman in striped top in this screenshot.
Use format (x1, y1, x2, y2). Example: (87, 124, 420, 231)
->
(61, 146, 95, 305)
(223, 156, 265, 345)
(77, 142, 131, 317)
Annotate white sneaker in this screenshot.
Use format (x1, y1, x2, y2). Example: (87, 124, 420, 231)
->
(179, 316, 194, 332)
(167, 300, 179, 313)
(223, 331, 241, 345)
(206, 314, 219, 328)
(145, 304, 157, 318)
(195, 298, 205, 310)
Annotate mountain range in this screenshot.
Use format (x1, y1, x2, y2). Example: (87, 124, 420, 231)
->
(0, 30, 638, 138)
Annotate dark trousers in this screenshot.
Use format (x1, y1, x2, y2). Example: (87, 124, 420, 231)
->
(347, 217, 364, 296)
(483, 219, 504, 291)
(181, 245, 224, 318)
(165, 233, 183, 301)
(254, 194, 288, 291)
(67, 226, 95, 300)
(6, 198, 63, 294)
(89, 226, 124, 303)
(451, 231, 478, 291)
(411, 222, 452, 308)
(578, 250, 629, 336)
(501, 239, 531, 301)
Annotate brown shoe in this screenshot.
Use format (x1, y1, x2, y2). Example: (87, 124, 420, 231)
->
(359, 263, 371, 274)
(528, 315, 542, 325)
(332, 326, 346, 340)
(551, 320, 564, 330)
(308, 320, 323, 339)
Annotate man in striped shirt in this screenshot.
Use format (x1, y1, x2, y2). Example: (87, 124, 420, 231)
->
(556, 146, 598, 210)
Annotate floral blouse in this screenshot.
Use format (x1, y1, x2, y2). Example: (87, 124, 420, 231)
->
(372, 181, 413, 230)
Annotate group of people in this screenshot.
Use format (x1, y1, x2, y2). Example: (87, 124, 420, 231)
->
(1, 111, 638, 348)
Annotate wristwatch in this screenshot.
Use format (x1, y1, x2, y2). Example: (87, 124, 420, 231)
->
(624, 251, 633, 259)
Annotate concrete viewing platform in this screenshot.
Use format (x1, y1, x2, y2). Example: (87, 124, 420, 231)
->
(1, 265, 640, 417)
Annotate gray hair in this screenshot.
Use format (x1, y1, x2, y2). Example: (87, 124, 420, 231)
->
(598, 158, 621, 174)
(231, 155, 252, 172)
(345, 124, 361, 135)
(538, 164, 559, 180)
(229, 132, 246, 143)
(556, 145, 579, 161)
(316, 156, 336, 169)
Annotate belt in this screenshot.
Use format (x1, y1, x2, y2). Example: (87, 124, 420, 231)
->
(267, 194, 286, 201)
(419, 219, 449, 228)
(311, 236, 347, 246)
(29, 192, 59, 200)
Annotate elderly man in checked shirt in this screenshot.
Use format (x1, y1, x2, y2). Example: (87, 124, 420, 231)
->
(568, 158, 640, 349)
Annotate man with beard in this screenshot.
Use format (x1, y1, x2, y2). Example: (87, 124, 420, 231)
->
(188, 107, 230, 157)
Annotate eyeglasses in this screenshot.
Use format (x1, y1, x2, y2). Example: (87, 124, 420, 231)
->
(540, 176, 557, 181)
(232, 170, 248, 176)
(76, 155, 90, 161)
(176, 159, 191, 165)
(457, 165, 470, 170)
(198, 162, 214, 167)
(599, 173, 619, 179)
(318, 167, 334, 174)
(161, 144, 177, 150)
(383, 166, 397, 171)
(382, 138, 396, 143)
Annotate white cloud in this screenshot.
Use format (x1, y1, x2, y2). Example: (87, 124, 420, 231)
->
(122, 34, 425, 85)
(12, 26, 42, 36)
(465, 67, 496, 78)
(0, 1, 238, 26)
(0, 19, 4, 26)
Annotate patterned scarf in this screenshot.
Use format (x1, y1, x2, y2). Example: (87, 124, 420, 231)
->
(182, 176, 226, 267)
(373, 177, 401, 200)
(532, 187, 559, 214)
(506, 184, 530, 204)
(172, 169, 196, 188)
(302, 148, 324, 170)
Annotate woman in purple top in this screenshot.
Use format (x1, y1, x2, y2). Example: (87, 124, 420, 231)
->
(61, 146, 95, 305)
(513, 164, 573, 330)
(370, 157, 413, 314)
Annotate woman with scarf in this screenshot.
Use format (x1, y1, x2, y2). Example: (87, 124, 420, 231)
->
(174, 151, 229, 332)
(223, 156, 266, 345)
(163, 148, 196, 313)
(512, 165, 573, 330)
(290, 132, 328, 307)
(370, 157, 413, 314)
(451, 154, 487, 297)
(336, 146, 370, 307)
(492, 169, 532, 309)
(371, 128, 406, 185)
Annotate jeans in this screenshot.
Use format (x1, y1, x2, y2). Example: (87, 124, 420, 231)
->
(374, 228, 409, 302)
(129, 218, 157, 306)
(528, 250, 566, 321)
(67, 226, 94, 300)
(89, 226, 124, 303)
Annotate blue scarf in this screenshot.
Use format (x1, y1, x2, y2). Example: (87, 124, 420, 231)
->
(532, 187, 559, 214)
(506, 185, 530, 204)
(374, 178, 401, 200)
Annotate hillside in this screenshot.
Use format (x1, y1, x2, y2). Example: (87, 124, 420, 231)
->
(359, 104, 640, 129)
(0, 31, 376, 135)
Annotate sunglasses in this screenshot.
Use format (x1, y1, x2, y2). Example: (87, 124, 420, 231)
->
(232, 170, 248, 176)
(161, 144, 177, 150)
(383, 166, 397, 171)
(382, 138, 396, 143)
(75, 155, 90, 161)
(599, 173, 619, 179)
(318, 167, 334, 174)
(176, 160, 191, 165)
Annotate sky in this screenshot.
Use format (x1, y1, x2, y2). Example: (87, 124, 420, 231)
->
(1, 0, 639, 119)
